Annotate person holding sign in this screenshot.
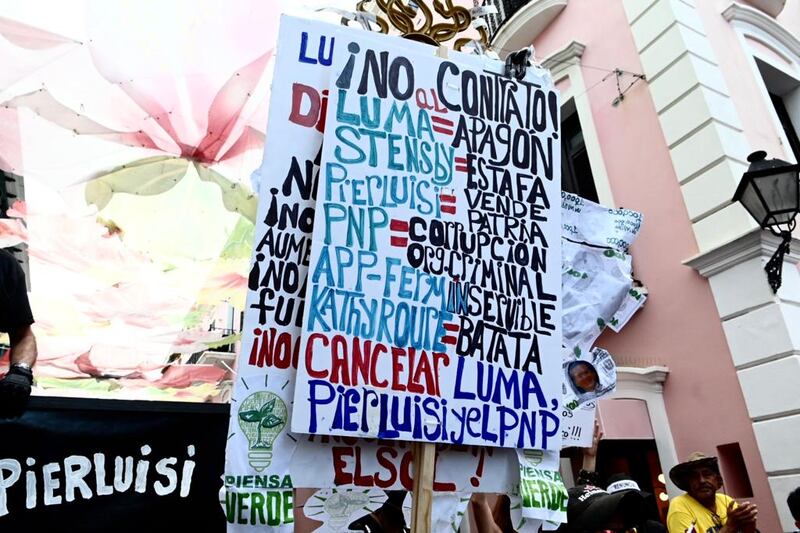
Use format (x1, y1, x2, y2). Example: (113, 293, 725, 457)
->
(0, 249, 36, 418)
(666, 453, 758, 533)
(579, 423, 666, 532)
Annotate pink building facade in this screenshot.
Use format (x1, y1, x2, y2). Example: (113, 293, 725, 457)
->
(488, 0, 800, 531)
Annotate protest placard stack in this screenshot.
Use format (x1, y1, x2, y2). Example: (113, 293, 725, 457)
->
(222, 14, 646, 532)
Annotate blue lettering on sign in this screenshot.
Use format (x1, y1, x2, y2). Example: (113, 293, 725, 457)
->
(298, 32, 335, 65)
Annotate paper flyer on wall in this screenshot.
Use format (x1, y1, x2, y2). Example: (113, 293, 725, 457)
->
(560, 192, 646, 357)
(608, 285, 647, 332)
(562, 239, 634, 358)
(563, 347, 616, 409)
(561, 191, 642, 251)
(292, 19, 563, 451)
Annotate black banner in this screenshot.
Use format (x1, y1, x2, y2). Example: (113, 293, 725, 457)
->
(0, 396, 230, 532)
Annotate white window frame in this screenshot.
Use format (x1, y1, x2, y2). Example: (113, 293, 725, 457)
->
(543, 41, 615, 206)
(723, 2, 800, 164)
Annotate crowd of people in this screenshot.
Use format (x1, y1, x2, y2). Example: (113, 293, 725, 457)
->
(467, 422, 800, 533)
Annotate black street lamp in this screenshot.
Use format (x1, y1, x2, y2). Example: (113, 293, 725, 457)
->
(733, 150, 800, 293)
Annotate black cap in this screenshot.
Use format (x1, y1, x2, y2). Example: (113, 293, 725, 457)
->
(606, 473, 651, 499)
(560, 485, 646, 532)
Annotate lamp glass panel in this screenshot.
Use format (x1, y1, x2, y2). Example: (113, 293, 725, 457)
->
(755, 170, 800, 225)
(739, 177, 769, 225)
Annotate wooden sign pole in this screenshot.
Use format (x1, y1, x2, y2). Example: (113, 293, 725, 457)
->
(411, 442, 436, 533)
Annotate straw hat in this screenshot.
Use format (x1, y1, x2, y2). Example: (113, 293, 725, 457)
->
(668, 452, 720, 492)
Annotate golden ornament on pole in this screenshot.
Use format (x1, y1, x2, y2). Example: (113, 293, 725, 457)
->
(356, 0, 490, 49)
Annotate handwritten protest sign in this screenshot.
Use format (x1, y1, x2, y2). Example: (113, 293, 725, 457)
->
(561, 192, 642, 251)
(223, 15, 338, 530)
(515, 449, 568, 523)
(560, 402, 596, 448)
(303, 488, 411, 532)
(291, 436, 518, 493)
(292, 26, 562, 450)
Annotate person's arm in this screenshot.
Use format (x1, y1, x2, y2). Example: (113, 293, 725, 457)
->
(470, 494, 502, 533)
(577, 420, 602, 485)
(0, 325, 36, 418)
(0, 251, 36, 417)
(9, 324, 36, 367)
(582, 420, 602, 471)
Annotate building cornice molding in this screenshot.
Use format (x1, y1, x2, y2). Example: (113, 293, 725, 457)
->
(616, 366, 669, 394)
(491, 0, 568, 57)
(722, 2, 800, 60)
(542, 40, 585, 78)
(684, 228, 800, 278)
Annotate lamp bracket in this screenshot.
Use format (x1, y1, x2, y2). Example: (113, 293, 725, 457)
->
(765, 229, 793, 293)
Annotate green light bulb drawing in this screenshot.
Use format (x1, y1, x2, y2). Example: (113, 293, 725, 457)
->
(237, 391, 287, 472)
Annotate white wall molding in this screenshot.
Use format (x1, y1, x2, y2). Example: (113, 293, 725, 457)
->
(723, 2, 800, 60)
(684, 228, 800, 278)
(738, 0, 786, 18)
(624, 0, 756, 251)
(684, 227, 800, 531)
(614, 366, 680, 495)
(542, 40, 615, 207)
(723, 1, 800, 167)
(542, 40, 585, 77)
(616, 365, 669, 393)
(491, 0, 568, 55)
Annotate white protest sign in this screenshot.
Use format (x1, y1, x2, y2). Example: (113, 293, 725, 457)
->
(303, 488, 411, 532)
(222, 15, 340, 531)
(560, 401, 596, 448)
(302, 490, 474, 533)
(608, 285, 647, 332)
(515, 449, 568, 523)
(225, 18, 555, 527)
(293, 21, 563, 450)
(561, 191, 642, 251)
(432, 493, 472, 532)
(291, 436, 519, 493)
(562, 240, 633, 357)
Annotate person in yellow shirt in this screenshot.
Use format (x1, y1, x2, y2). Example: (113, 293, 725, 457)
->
(666, 453, 757, 533)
